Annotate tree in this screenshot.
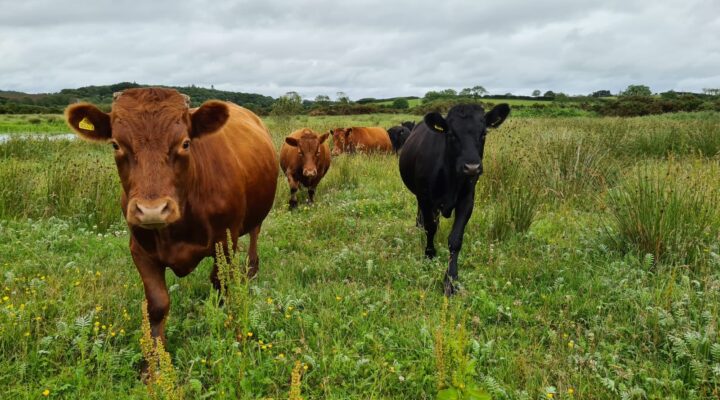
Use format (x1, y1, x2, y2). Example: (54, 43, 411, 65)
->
(336, 92, 350, 104)
(703, 88, 720, 96)
(314, 94, 331, 105)
(439, 89, 458, 97)
(543, 90, 556, 98)
(620, 85, 652, 97)
(470, 85, 488, 98)
(459, 88, 473, 97)
(271, 91, 303, 116)
(532, 90, 541, 97)
(392, 98, 409, 109)
(591, 90, 612, 98)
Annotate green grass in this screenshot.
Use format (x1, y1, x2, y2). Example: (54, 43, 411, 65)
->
(0, 114, 69, 134)
(1, 112, 720, 399)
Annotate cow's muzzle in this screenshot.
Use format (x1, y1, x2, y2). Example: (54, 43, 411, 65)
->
(303, 168, 318, 177)
(462, 163, 482, 176)
(126, 197, 180, 229)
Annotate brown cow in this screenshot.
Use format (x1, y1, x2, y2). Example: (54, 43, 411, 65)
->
(279, 128, 331, 208)
(329, 127, 393, 156)
(64, 88, 278, 346)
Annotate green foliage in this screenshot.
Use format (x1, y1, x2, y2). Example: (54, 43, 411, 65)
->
(271, 92, 303, 117)
(392, 98, 410, 109)
(0, 82, 275, 115)
(620, 84, 652, 97)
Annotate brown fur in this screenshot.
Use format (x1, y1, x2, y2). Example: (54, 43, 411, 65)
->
(329, 126, 392, 156)
(279, 128, 331, 208)
(65, 88, 278, 346)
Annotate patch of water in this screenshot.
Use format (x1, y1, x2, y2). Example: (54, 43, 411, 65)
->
(0, 133, 76, 144)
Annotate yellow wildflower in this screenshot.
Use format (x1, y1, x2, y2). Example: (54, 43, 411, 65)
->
(568, 387, 575, 395)
(42, 389, 50, 397)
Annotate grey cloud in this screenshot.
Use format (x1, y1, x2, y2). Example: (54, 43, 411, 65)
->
(0, 0, 718, 98)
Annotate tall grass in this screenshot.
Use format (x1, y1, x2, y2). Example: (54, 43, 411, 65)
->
(605, 163, 719, 265)
(0, 138, 121, 230)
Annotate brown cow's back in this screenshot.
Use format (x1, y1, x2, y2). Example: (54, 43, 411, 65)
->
(187, 103, 278, 240)
(349, 127, 392, 153)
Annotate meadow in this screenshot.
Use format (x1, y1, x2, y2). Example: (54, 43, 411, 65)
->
(1, 111, 720, 399)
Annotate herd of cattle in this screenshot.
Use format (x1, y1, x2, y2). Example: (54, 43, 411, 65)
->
(64, 87, 509, 346)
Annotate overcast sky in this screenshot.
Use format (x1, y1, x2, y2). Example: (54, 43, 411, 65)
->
(1, 0, 718, 99)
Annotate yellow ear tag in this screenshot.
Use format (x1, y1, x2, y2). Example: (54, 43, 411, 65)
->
(78, 117, 95, 131)
(434, 124, 444, 132)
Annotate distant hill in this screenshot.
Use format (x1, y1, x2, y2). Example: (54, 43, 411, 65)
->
(0, 82, 275, 114)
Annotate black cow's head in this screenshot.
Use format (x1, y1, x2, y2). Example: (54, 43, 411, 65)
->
(387, 125, 411, 152)
(424, 103, 509, 177)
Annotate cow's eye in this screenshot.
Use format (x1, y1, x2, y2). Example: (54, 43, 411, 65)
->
(182, 139, 191, 149)
(111, 141, 120, 151)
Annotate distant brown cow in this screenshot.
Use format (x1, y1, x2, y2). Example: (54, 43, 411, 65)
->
(329, 127, 392, 156)
(279, 128, 331, 208)
(65, 88, 278, 347)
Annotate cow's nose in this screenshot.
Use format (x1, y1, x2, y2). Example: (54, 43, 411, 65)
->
(303, 168, 317, 177)
(462, 163, 481, 176)
(128, 197, 180, 228)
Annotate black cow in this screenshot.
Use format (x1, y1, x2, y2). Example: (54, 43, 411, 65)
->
(401, 121, 416, 131)
(398, 104, 510, 295)
(387, 125, 411, 152)
(387, 121, 417, 152)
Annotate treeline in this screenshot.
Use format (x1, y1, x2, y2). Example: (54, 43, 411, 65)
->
(0, 82, 275, 114)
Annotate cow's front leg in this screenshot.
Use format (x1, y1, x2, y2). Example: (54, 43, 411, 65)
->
(445, 189, 475, 296)
(418, 198, 438, 259)
(247, 224, 261, 278)
(307, 185, 317, 204)
(286, 170, 300, 209)
(132, 249, 169, 345)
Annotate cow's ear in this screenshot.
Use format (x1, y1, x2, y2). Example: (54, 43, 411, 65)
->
(345, 128, 352, 137)
(424, 112, 448, 133)
(191, 100, 229, 138)
(485, 104, 510, 128)
(285, 137, 299, 147)
(319, 133, 329, 143)
(65, 103, 111, 141)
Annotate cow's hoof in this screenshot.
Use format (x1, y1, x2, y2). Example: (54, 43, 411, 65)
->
(443, 277, 456, 296)
(289, 201, 298, 210)
(247, 259, 259, 279)
(425, 248, 436, 259)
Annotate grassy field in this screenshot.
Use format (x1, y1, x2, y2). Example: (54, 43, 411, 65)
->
(0, 114, 69, 134)
(1, 112, 720, 399)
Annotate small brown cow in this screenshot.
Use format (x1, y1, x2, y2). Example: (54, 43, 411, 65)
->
(65, 88, 278, 347)
(329, 126, 393, 156)
(279, 128, 331, 208)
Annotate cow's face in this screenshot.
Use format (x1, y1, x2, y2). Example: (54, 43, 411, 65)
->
(286, 130, 329, 177)
(330, 128, 352, 156)
(65, 88, 229, 230)
(387, 126, 410, 151)
(425, 104, 509, 177)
